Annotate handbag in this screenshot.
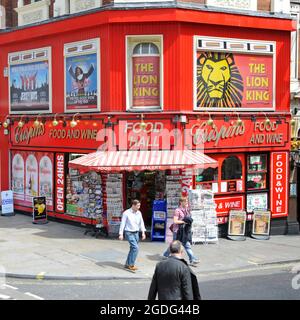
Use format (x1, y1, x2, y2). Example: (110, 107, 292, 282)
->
(169, 223, 174, 232)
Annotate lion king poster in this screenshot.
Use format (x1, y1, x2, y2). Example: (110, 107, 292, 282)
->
(196, 52, 273, 110)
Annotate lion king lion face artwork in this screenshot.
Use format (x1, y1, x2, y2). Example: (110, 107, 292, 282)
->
(197, 52, 244, 108)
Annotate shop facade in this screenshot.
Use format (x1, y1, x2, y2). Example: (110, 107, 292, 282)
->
(0, 6, 293, 236)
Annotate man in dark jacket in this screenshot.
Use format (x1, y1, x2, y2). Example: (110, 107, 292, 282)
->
(148, 240, 201, 300)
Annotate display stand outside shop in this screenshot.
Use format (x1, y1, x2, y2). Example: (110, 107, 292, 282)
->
(188, 189, 218, 244)
(251, 210, 271, 240)
(227, 210, 246, 241)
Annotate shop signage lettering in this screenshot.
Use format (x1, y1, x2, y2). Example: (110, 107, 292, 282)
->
(119, 120, 169, 150)
(14, 125, 45, 144)
(124, 122, 164, 134)
(187, 118, 288, 149)
(55, 153, 65, 213)
(191, 121, 245, 147)
(271, 152, 288, 217)
(181, 169, 193, 196)
(12, 122, 101, 148)
(49, 129, 98, 140)
(215, 196, 244, 215)
(250, 121, 283, 145)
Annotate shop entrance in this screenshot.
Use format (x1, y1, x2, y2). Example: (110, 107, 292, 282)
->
(125, 171, 166, 227)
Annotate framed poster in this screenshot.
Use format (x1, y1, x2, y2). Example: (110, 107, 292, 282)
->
(228, 210, 246, 237)
(11, 152, 25, 202)
(252, 210, 271, 238)
(194, 36, 275, 111)
(9, 47, 51, 114)
(246, 192, 268, 213)
(64, 38, 100, 112)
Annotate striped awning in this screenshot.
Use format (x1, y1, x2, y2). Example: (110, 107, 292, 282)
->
(69, 150, 218, 172)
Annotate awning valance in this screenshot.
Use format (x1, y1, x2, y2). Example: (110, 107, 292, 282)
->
(69, 150, 218, 172)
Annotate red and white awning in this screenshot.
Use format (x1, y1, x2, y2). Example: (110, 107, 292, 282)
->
(69, 150, 218, 172)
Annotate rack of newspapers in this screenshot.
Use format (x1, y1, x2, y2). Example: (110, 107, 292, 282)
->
(188, 189, 218, 244)
(103, 173, 124, 236)
(165, 170, 182, 243)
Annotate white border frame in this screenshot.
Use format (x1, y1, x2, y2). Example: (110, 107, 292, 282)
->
(126, 35, 164, 112)
(193, 36, 276, 112)
(64, 38, 100, 113)
(8, 47, 52, 115)
(252, 210, 271, 236)
(246, 192, 268, 213)
(228, 209, 247, 236)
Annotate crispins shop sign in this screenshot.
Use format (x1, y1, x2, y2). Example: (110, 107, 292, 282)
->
(11, 121, 102, 148)
(186, 118, 288, 149)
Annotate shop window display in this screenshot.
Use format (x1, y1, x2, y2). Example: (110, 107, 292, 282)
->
(66, 154, 103, 220)
(246, 154, 268, 190)
(195, 167, 218, 191)
(221, 156, 242, 180)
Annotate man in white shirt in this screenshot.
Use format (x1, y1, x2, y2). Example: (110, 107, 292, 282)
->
(119, 199, 146, 271)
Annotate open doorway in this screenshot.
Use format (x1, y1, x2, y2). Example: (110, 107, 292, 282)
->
(125, 171, 166, 227)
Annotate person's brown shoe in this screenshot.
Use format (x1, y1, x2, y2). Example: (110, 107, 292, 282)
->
(128, 265, 138, 271)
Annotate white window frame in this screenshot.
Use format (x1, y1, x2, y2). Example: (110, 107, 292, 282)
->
(193, 35, 276, 111)
(126, 35, 163, 112)
(63, 38, 101, 113)
(290, 6, 300, 81)
(8, 46, 52, 115)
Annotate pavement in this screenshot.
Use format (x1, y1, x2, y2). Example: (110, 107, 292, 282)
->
(0, 213, 300, 281)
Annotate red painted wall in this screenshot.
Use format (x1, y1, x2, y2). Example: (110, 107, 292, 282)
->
(0, 8, 293, 116)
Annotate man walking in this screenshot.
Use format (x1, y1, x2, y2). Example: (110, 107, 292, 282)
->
(148, 240, 201, 300)
(119, 199, 146, 271)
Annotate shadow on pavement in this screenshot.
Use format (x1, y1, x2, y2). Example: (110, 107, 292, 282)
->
(96, 261, 127, 271)
(145, 254, 164, 262)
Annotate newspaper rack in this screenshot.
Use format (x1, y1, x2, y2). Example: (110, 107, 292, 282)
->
(188, 189, 218, 244)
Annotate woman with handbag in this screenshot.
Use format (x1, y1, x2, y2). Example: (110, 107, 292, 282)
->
(163, 197, 199, 266)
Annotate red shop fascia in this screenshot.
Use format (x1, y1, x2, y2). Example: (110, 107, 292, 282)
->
(8, 111, 290, 227)
(0, 7, 294, 228)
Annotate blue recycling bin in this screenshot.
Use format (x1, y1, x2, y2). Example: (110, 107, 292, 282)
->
(151, 200, 167, 242)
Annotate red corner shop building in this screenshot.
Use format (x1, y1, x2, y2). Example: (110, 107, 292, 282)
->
(0, 5, 294, 237)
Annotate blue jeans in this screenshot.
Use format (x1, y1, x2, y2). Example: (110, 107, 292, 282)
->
(125, 231, 139, 266)
(163, 232, 197, 263)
